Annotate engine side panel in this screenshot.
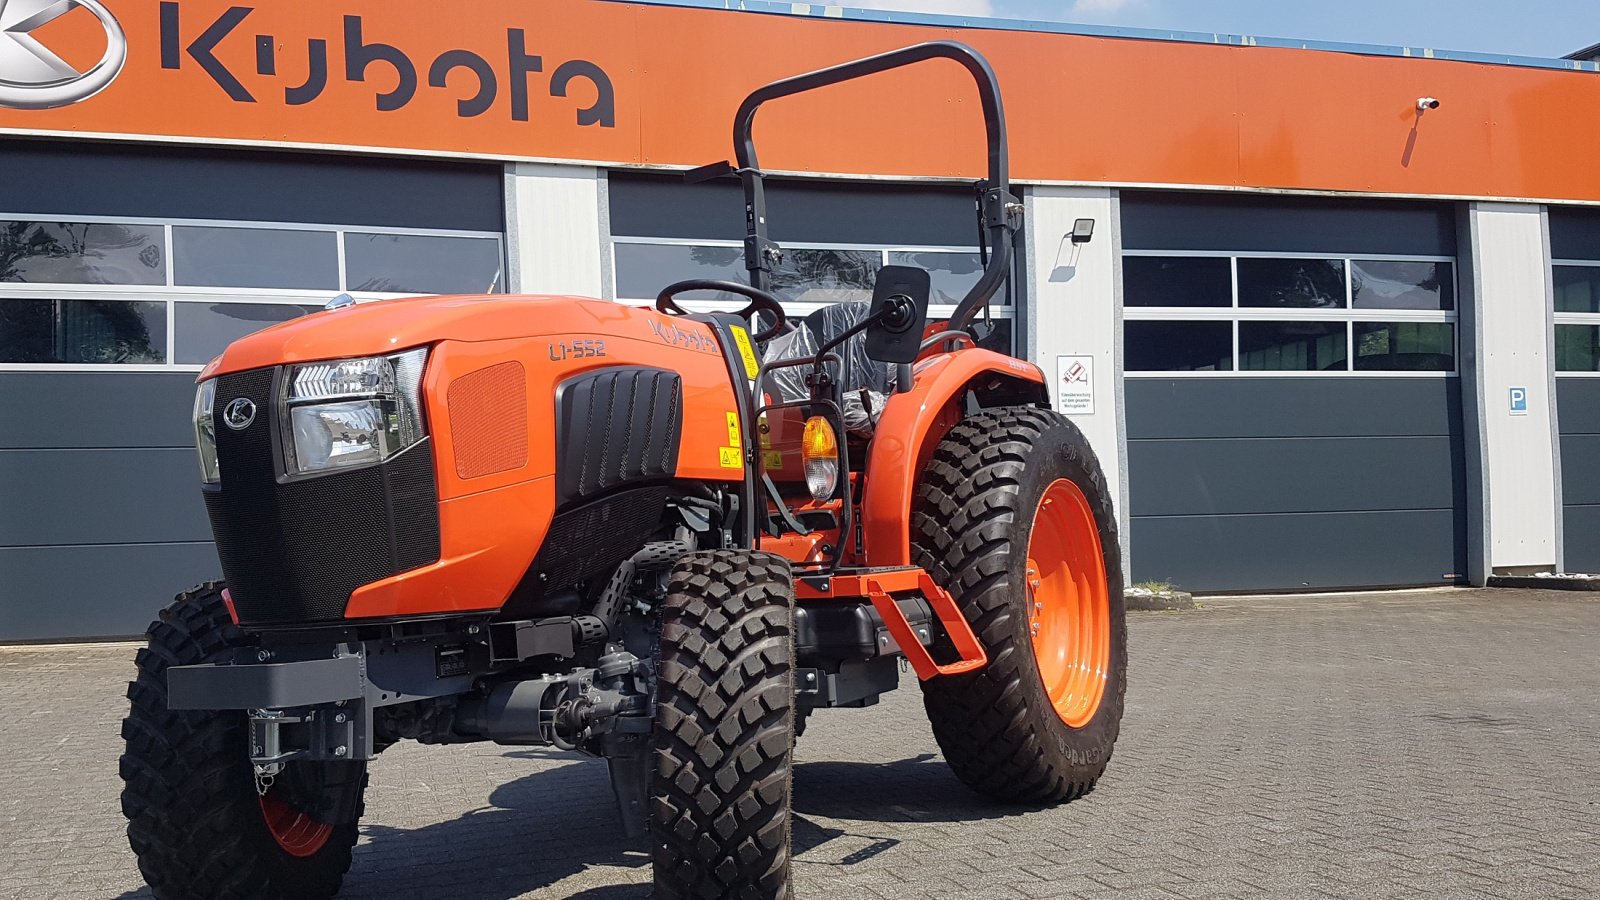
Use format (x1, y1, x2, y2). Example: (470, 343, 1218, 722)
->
(333, 299, 743, 620)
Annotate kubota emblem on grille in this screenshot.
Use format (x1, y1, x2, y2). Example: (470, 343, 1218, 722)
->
(0, 0, 127, 110)
(223, 397, 257, 431)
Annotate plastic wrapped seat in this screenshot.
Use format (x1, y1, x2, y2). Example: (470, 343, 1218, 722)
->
(761, 303, 897, 434)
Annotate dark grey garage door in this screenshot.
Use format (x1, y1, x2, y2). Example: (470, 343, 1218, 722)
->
(0, 141, 505, 641)
(1550, 208, 1600, 573)
(1122, 192, 1468, 592)
(1558, 381, 1600, 572)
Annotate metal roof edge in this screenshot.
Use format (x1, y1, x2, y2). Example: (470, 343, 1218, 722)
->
(611, 0, 1600, 74)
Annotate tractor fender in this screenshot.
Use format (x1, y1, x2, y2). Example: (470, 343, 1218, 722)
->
(861, 349, 1048, 566)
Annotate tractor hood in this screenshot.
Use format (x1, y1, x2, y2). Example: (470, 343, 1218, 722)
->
(201, 294, 666, 379)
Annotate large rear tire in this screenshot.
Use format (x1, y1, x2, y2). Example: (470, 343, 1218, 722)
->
(651, 551, 796, 900)
(120, 583, 367, 900)
(913, 406, 1127, 803)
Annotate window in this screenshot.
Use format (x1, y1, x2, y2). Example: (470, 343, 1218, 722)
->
(0, 298, 166, 364)
(1354, 322, 1456, 371)
(1124, 257, 1231, 307)
(0, 214, 504, 370)
(1124, 252, 1456, 375)
(173, 226, 340, 290)
(1126, 322, 1233, 372)
(1240, 322, 1347, 371)
(1555, 263, 1600, 373)
(1238, 258, 1346, 309)
(174, 302, 321, 365)
(614, 242, 988, 306)
(1, 221, 165, 285)
(345, 233, 503, 294)
(612, 243, 747, 305)
(1556, 325, 1600, 372)
(611, 238, 1014, 356)
(888, 251, 985, 304)
(1555, 266, 1600, 314)
(772, 249, 880, 303)
(1352, 260, 1454, 311)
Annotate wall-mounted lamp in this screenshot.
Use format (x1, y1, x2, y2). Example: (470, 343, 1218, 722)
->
(1071, 218, 1096, 244)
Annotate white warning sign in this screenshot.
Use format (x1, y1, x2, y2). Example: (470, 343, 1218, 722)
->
(1056, 355, 1095, 416)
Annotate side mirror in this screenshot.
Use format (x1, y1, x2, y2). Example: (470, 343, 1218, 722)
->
(863, 265, 931, 364)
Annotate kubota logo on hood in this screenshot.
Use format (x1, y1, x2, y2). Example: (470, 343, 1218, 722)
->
(0, 0, 126, 109)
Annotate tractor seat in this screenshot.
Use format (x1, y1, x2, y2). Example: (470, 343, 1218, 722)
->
(761, 302, 899, 434)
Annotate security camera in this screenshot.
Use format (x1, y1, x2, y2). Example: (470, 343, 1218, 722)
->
(1417, 97, 1441, 111)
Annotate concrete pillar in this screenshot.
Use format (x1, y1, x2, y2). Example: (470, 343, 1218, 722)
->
(1024, 186, 1130, 579)
(503, 163, 605, 297)
(1460, 202, 1563, 579)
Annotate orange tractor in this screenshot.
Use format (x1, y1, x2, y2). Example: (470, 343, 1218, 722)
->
(120, 41, 1125, 899)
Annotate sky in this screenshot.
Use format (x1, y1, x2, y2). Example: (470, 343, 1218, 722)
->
(815, 0, 1593, 60)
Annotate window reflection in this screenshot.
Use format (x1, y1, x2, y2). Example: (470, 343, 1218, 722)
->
(0, 298, 166, 364)
(1240, 321, 1347, 371)
(1238, 258, 1346, 309)
(613, 243, 746, 304)
(173, 226, 339, 290)
(773, 249, 880, 303)
(345, 233, 503, 294)
(175, 302, 321, 365)
(889, 251, 987, 304)
(1555, 325, 1599, 372)
(1555, 267, 1600, 314)
(0, 221, 165, 285)
(1353, 322, 1455, 371)
(1352, 260, 1453, 311)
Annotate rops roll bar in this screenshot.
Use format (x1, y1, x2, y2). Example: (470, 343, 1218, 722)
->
(688, 41, 1022, 335)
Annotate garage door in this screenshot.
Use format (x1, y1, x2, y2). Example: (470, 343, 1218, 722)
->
(1122, 192, 1469, 592)
(1551, 208, 1600, 573)
(0, 141, 506, 641)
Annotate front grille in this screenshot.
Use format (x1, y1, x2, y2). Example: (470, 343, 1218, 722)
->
(204, 367, 441, 625)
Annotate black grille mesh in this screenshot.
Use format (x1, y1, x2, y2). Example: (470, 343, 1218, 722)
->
(531, 486, 668, 589)
(204, 367, 441, 625)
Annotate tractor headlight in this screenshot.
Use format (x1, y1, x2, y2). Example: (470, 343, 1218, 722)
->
(281, 348, 429, 476)
(801, 415, 839, 501)
(193, 378, 220, 484)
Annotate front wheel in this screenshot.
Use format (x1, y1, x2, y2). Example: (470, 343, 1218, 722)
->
(120, 583, 367, 900)
(913, 406, 1127, 803)
(651, 550, 796, 899)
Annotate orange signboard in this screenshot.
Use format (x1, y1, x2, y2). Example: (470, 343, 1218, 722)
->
(4, 0, 1600, 203)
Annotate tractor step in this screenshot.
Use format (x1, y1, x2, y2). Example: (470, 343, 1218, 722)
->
(795, 567, 988, 680)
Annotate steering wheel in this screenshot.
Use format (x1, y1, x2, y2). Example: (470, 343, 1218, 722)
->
(655, 279, 787, 341)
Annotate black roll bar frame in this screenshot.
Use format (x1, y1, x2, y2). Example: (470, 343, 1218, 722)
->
(694, 40, 1022, 335)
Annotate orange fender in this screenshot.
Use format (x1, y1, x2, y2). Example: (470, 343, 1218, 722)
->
(861, 349, 1048, 566)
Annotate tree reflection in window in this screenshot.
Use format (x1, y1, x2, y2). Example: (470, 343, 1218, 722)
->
(0, 221, 166, 285)
(1238, 258, 1346, 309)
(0, 298, 165, 364)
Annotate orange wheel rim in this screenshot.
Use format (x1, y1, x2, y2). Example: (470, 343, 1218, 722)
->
(1025, 478, 1111, 728)
(259, 791, 332, 857)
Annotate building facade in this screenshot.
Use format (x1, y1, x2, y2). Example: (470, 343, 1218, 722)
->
(2, 0, 1599, 639)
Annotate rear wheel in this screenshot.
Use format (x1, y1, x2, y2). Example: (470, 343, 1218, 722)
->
(120, 583, 366, 900)
(913, 406, 1126, 802)
(651, 551, 796, 899)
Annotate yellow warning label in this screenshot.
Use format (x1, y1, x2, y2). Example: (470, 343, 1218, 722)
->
(730, 326, 760, 379)
(719, 447, 743, 469)
(726, 411, 741, 449)
(763, 450, 785, 469)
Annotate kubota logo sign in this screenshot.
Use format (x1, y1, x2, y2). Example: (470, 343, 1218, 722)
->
(156, 3, 614, 125)
(0, 0, 127, 109)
